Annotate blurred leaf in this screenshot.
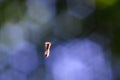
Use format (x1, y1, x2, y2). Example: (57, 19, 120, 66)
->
(96, 0, 117, 9)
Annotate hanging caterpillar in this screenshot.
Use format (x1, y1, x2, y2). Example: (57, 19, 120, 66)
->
(45, 42, 51, 58)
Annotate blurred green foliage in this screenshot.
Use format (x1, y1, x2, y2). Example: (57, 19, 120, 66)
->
(96, 0, 117, 9)
(0, 0, 26, 27)
(95, 0, 120, 57)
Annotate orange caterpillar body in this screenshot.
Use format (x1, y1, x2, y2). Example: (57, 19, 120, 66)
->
(45, 42, 51, 58)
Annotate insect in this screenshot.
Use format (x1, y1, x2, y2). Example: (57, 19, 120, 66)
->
(45, 42, 51, 58)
